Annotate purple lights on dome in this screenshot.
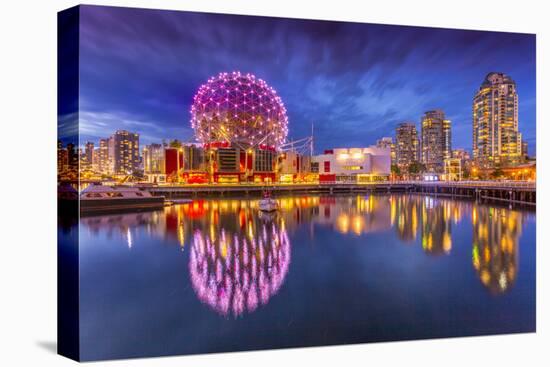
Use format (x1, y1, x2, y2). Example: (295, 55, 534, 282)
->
(189, 223, 291, 317)
(190, 71, 289, 150)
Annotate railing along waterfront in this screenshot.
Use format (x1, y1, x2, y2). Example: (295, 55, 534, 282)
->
(144, 180, 536, 206)
(400, 180, 536, 189)
(146, 180, 535, 189)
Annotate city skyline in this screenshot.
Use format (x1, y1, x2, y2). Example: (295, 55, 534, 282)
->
(59, 5, 536, 155)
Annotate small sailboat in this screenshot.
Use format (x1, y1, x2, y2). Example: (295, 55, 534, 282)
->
(259, 188, 278, 212)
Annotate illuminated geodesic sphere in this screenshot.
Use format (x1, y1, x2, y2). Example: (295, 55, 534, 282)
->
(190, 71, 289, 150)
(189, 222, 291, 317)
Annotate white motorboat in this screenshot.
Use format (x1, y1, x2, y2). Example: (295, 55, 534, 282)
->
(259, 189, 278, 212)
(259, 197, 278, 212)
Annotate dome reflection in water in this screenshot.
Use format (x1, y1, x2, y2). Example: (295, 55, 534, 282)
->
(189, 214, 290, 317)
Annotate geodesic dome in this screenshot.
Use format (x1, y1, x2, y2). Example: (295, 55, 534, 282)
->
(190, 71, 289, 150)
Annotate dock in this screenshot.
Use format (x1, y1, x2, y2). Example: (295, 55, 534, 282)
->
(148, 181, 536, 207)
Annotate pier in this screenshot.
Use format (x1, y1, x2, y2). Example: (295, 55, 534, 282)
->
(148, 180, 536, 207)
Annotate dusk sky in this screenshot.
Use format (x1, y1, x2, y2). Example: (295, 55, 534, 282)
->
(67, 5, 536, 154)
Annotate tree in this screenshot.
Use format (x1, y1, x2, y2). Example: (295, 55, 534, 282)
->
(391, 164, 401, 177)
(491, 168, 504, 179)
(169, 139, 183, 148)
(462, 166, 471, 179)
(408, 161, 425, 175)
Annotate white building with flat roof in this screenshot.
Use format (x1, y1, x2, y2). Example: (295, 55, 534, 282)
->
(313, 146, 391, 183)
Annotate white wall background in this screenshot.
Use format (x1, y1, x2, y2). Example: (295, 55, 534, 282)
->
(0, 0, 547, 365)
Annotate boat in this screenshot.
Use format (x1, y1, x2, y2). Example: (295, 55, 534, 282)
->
(80, 184, 165, 214)
(259, 188, 279, 212)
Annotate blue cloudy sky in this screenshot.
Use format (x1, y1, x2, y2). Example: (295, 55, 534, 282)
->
(67, 5, 536, 154)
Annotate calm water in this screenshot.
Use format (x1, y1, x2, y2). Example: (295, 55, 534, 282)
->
(68, 194, 535, 360)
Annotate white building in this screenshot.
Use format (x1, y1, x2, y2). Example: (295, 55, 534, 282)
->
(313, 147, 391, 183)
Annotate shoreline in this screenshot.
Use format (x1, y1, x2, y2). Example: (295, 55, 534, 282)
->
(145, 182, 536, 208)
(68, 191, 536, 219)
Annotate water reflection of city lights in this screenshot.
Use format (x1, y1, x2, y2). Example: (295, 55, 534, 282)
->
(79, 194, 528, 298)
(189, 223, 291, 317)
(126, 228, 132, 249)
(472, 206, 521, 294)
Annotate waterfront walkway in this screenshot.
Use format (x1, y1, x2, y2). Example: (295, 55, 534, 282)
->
(148, 180, 536, 206)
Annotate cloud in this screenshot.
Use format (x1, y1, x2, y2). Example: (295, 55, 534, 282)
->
(78, 109, 195, 145)
(58, 112, 79, 142)
(75, 5, 536, 153)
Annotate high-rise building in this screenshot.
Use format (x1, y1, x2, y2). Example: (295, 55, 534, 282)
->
(84, 142, 94, 163)
(110, 130, 140, 175)
(92, 148, 100, 171)
(376, 137, 393, 149)
(57, 141, 68, 174)
(395, 122, 419, 170)
(521, 141, 529, 160)
(83, 141, 94, 170)
(452, 148, 471, 162)
(421, 110, 451, 173)
(98, 138, 110, 173)
(66, 142, 78, 172)
(376, 137, 396, 165)
(473, 72, 522, 167)
(107, 136, 115, 173)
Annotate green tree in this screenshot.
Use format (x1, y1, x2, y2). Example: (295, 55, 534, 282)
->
(408, 161, 425, 175)
(462, 167, 471, 179)
(391, 164, 401, 176)
(491, 168, 504, 179)
(169, 139, 183, 148)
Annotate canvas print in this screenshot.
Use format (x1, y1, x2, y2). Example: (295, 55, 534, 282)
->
(57, 5, 536, 362)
